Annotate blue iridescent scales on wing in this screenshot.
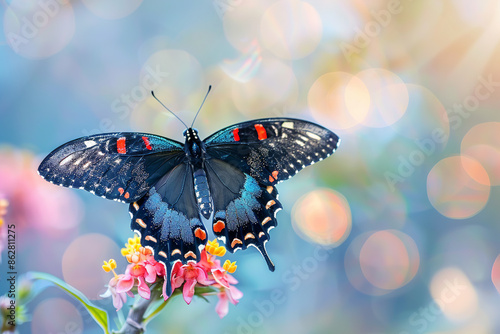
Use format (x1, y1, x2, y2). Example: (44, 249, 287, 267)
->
(38, 117, 339, 296)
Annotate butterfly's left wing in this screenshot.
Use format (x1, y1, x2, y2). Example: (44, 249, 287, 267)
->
(203, 118, 339, 269)
(38, 132, 185, 202)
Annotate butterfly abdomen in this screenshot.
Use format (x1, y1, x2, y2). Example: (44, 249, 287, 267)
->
(193, 168, 213, 219)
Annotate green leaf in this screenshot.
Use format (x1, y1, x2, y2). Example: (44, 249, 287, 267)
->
(29, 272, 110, 334)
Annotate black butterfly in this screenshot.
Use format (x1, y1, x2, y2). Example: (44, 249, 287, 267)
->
(38, 93, 340, 296)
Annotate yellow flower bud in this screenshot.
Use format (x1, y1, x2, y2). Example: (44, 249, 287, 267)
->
(223, 260, 237, 273)
(102, 259, 117, 272)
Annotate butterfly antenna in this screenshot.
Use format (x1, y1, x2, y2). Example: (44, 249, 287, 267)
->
(191, 85, 212, 128)
(151, 91, 189, 129)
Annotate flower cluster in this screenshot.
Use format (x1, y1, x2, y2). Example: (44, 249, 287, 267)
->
(102, 236, 243, 318)
(101, 236, 165, 310)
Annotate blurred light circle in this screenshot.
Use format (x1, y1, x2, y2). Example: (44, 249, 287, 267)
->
(62, 233, 122, 300)
(430, 267, 478, 321)
(492, 255, 500, 294)
(308, 72, 370, 130)
(427, 156, 490, 219)
(391, 84, 450, 147)
(359, 230, 419, 290)
(345, 232, 381, 295)
(222, 0, 269, 52)
(345, 230, 419, 295)
(355, 69, 409, 128)
(260, 0, 322, 59)
(81, 0, 143, 19)
(3, 0, 75, 59)
(31, 298, 83, 334)
(292, 188, 351, 247)
(231, 57, 298, 116)
(133, 49, 205, 131)
(461, 122, 500, 185)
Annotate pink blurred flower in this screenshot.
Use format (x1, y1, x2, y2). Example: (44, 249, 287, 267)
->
(0, 197, 8, 261)
(0, 149, 83, 235)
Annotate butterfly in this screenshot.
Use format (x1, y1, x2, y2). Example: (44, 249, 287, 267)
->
(38, 89, 340, 296)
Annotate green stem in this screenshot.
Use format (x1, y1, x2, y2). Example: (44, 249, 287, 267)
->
(113, 285, 163, 334)
(143, 290, 178, 325)
(112, 284, 217, 333)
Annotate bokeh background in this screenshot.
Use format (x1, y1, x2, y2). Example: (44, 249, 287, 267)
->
(1, 0, 500, 333)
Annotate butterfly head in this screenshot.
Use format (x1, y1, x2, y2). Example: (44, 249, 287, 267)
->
(184, 128, 203, 161)
(183, 128, 199, 141)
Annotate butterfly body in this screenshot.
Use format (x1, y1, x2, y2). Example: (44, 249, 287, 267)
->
(38, 118, 340, 296)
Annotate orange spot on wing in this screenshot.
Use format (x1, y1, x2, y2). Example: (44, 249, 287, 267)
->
(266, 200, 276, 209)
(262, 217, 272, 226)
(195, 227, 207, 240)
(254, 124, 267, 140)
(231, 238, 243, 248)
(269, 170, 279, 182)
(124, 192, 130, 199)
(118, 187, 124, 195)
(213, 220, 225, 233)
(142, 136, 152, 150)
(135, 218, 147, 228)
(184, 251, 197, 259)
(244, 233, 255, 240)
(145, 235, 157, 243)
(232, 128, 240, 141)
(117, 137, 126, 154)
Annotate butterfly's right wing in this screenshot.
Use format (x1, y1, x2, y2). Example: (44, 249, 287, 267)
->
(204, 158, 281, 272)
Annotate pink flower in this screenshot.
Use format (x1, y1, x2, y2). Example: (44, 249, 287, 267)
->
(128, 263, 147, 277)
(145, 258, 165, 283)
(115, 274, 135, 294)
(198, 248, 221, 272)
(215, 285, 244, 319)
(100, 275, 131, 311)
(212, 268, 239, 290)
(167, 261, 214, 304)
(136, 277, 151, 300)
